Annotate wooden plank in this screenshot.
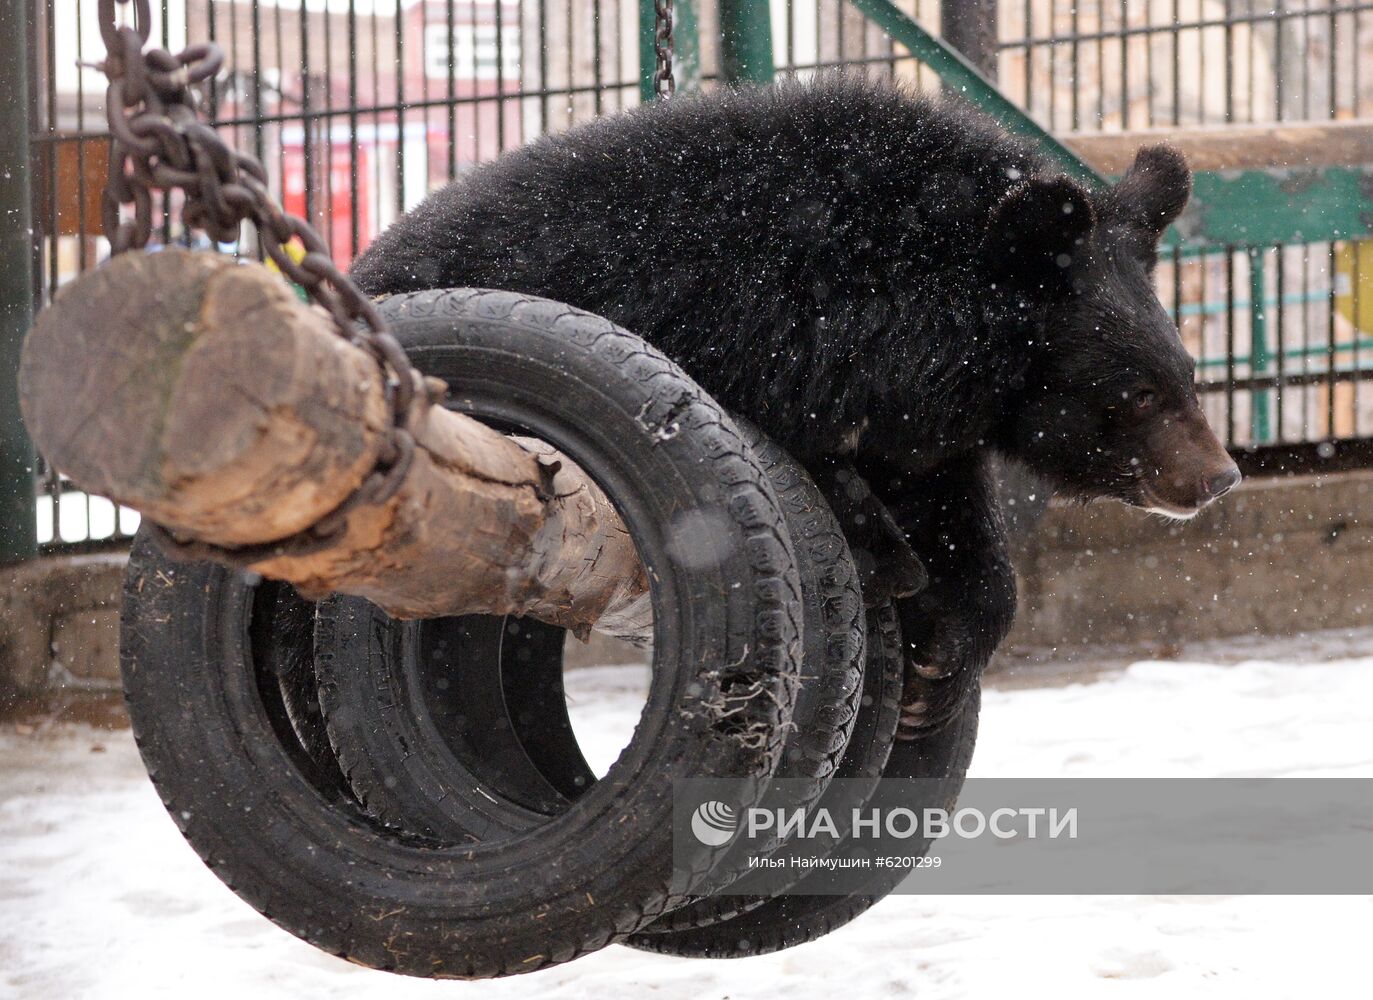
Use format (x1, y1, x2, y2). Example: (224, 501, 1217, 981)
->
(1067, 120, 1373, 174)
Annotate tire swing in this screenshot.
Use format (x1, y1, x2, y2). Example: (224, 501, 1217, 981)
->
(306, 291, 879, 863)
(119, 289, 806, 977)
(309, 347, 880, 867)
(23, 0, 991, 980)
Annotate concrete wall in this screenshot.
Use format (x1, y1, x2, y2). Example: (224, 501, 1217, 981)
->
(0, 553, 126, 705)
(1003, 469, 1373, 662)
(1, 471, 1370, 713)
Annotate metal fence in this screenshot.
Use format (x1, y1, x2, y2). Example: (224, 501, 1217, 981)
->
(996, 1, 1373, 463)
(15, 0, 1373, 555)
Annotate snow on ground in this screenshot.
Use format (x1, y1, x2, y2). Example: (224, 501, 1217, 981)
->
(3, 635, 1372, 1000)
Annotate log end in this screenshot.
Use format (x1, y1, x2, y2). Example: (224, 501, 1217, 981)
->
(19, 248, 389, 545)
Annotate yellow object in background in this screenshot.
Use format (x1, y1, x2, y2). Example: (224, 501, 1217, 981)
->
(1333, 240, 1373, 334)
(265, 240, 310, 302)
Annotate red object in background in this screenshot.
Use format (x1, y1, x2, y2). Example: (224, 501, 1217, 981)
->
(283, 143, 372, 266)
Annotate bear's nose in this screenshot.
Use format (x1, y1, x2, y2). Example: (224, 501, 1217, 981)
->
(1201, 465, 1242, 502)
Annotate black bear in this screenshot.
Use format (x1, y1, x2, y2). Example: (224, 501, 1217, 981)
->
(353, 74, 1240, 735)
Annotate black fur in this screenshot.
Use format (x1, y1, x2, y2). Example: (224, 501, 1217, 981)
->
(355, 76, 1050, 465)
(354, 75, 1204, 732)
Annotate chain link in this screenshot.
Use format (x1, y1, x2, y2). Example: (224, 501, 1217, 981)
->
(95, 0, 423, 564)
(653, 0, 675, 98)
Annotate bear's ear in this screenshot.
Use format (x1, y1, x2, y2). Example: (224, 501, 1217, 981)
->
(1111, 145, 1191, 242)
(985, 176, 1096, 295)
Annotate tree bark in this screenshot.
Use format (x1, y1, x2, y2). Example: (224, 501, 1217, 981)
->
(18, 248, 650, 641)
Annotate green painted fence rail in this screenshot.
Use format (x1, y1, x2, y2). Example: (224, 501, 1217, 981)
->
(0, 0, 36, 565)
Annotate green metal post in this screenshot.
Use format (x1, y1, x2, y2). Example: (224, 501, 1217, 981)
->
(718, 0, 774, 85)
(0, 0, 37, 564)
(1248, 248, 1272, 442)
(638, 4, 653, 104)
(639, 0, 702, 103)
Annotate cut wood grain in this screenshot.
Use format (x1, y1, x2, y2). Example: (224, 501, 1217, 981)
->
(19, 249, 650, 641)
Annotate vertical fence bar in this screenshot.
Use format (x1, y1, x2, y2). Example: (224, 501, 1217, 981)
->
(676, 1, 701, 92)
(1275, 243, 1286, 441)
(639, 0, 657, 101)
(941, 0, 997, 79)
(719, 0, 775, 84)
(1226, 250, 1237, 444)
(43, 0, 56, 295)
(0, 0, 37, 563)
(1327, 241, 1338, 437)
(347, 0, 360, 258)
(1249, 246, 1272, 442)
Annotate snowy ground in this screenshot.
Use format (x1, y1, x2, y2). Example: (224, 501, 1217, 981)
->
(3, 633, 1372, 1000)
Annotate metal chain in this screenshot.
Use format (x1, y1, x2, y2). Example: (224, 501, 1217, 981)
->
(95, 0, 422, 563)
(653, 0, 675, 98)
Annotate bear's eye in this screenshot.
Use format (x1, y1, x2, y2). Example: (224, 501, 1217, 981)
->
(1133, 388, 1158, 412)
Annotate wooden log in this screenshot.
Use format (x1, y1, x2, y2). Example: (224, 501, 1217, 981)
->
(1067, 119, 1373, 174)
(18, 248, 651, 641)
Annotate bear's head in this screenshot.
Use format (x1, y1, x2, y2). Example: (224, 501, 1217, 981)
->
(988, 146, 1240, 519)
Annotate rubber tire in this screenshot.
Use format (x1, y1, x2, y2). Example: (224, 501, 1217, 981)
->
(119, 288, 804, 979)
(270, 597, 586, 826)
(315, 409, 867, 873)
(630, 601, 904, 941)
(249, 580, 347, 800)
(496, 617, 599, 800)
(627, 683, 980, 959)
(313, 605, 584, 838)
(590, 414, 867, 923)
(733, 418, 865, 806)
(309, 313, 834, 846)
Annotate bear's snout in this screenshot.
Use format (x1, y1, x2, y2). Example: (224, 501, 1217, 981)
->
(1140, 408, 1240, 517)
(1201, 465, 1242, 502)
